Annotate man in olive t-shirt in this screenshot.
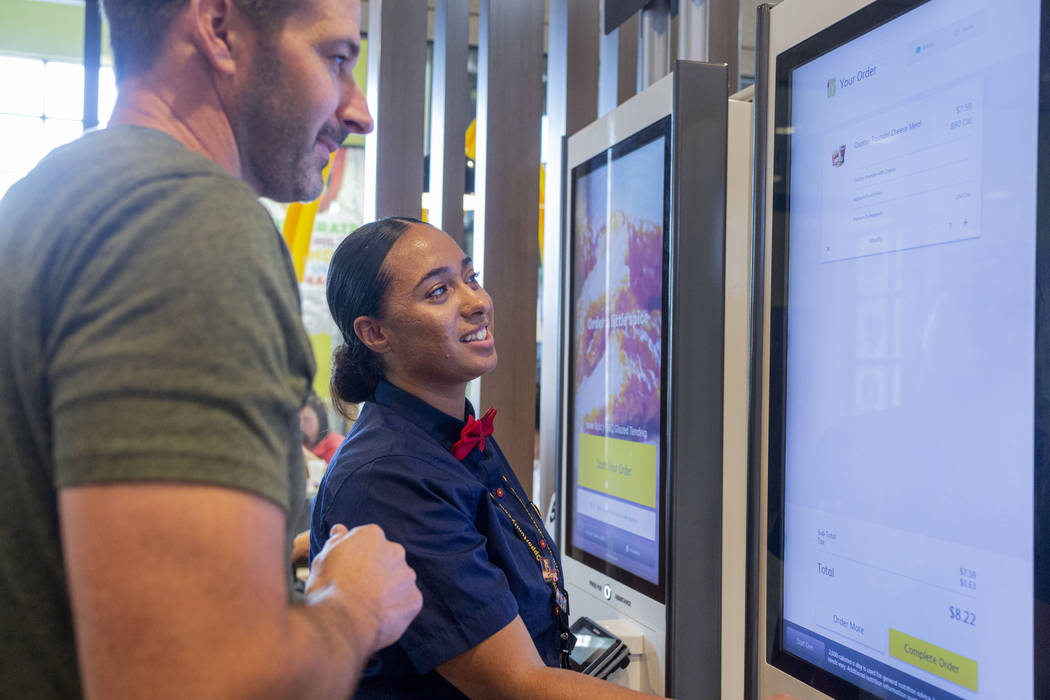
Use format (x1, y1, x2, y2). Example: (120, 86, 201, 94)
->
(0, 124, 314, 695)
(0, 1, 421, 698)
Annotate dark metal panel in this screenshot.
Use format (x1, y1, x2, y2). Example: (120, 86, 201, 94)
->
(709, 0, 741, 89)
(598, 1, 619, 116)
(619, 13, 641, 107)
(366, 0, 427, 219)
(605, 0, 651, 34)
(429, 0, 470, 243)
(476, 0, 545, 493)
(744, 6, 772, 699)
(666, 59, 728, 698)
(599, 0, 639, 116)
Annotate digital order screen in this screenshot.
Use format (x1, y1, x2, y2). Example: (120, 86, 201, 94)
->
(770, 0, 1041, 698)
(566, 117, 670, 602)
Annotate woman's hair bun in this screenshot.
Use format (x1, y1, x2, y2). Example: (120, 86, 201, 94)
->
(330, 340, 381, 411)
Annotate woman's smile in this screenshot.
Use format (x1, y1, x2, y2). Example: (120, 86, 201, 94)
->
(460, 325, 492, 344)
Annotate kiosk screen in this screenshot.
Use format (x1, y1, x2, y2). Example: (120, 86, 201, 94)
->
(566, 117, 670, 602)
(768, 0, 1044, 697)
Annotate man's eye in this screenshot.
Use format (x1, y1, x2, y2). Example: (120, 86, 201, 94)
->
(467, 271, 481, 286)
(427, 285, 448, 299)
(332, 55, 349, 68)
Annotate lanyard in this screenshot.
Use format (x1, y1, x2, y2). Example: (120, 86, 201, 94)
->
(489, 474, 577, 667)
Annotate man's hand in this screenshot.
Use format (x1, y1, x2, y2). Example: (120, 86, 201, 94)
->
(60, 484, 418, 699)
(306, 523, 422, 653)
(291, 530, 311, 569)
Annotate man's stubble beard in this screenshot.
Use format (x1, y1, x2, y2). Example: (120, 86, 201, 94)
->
(236, 45, 322, 203)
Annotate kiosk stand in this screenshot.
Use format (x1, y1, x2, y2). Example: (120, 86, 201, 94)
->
(748, 1, 1049, 698)
(555, 60, 730, 697)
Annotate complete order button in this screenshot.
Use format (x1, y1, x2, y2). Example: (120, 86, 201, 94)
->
(888, 628, 977, 692)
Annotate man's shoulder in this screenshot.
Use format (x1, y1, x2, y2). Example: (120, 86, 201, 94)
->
(9, 127, 285, 279)
(15, 126, 258, 216)
(2, 127, 266, 245)
(53, 126, 231, 180)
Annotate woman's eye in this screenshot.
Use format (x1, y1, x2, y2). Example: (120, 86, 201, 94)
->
(467, 271, 481, 286)
(427, 285, 448, 299)
(332, 55, 349, 70)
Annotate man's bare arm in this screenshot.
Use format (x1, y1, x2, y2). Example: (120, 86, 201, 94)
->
(60, 483, 421, 700)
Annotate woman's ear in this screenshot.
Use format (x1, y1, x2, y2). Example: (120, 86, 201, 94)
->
(354, 316, 391, 355)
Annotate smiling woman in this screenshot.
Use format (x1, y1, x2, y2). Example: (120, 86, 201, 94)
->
(324, 216, 496, 419)
(311, 218, 662, 699)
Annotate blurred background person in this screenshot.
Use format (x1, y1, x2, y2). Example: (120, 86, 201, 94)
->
(301, 390, 348, 464)
(291, 391, 348, 571)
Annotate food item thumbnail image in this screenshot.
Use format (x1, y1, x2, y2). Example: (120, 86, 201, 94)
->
(574, 210, 662, 446)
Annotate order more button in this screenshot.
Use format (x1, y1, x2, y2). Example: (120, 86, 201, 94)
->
(814, 600, 885, 653)
(888, 628, 977, 692)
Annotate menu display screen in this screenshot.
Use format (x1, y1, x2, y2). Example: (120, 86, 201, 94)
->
(768, 0, 1044, 697)
(566, 117, 670, 602)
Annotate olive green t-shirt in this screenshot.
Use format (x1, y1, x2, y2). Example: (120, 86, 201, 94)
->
(0, 126, 314, 698)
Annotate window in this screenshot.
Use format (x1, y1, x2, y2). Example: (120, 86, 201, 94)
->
(0, 55, 116, 199)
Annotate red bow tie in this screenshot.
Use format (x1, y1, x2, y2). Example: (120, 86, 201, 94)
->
(452, 407, 497, 460)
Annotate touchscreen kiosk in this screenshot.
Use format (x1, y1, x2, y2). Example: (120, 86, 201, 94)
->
(750, 0, 1049, 698)
(567, 109, 670, 604)
(558, 61, 730, 697)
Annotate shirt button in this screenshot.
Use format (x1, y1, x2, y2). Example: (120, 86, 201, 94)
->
(539, 539, 547, 549)
(495, 487, 504, 498)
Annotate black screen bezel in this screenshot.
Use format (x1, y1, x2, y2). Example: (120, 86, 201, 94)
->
(564, 115, 672, 605)
(766, 0, 1050, 698)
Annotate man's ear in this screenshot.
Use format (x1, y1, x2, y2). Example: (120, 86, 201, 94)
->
(354, 316, 392, 355)
(189, 0, 242, 78)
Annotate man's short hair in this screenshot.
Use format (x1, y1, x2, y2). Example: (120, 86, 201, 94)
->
(102, 0, 300, 82)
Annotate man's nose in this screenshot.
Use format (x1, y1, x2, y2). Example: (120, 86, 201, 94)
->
(340, 81, 374, 135)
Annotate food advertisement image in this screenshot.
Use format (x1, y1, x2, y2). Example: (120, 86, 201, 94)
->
(570, 121, 668, 586)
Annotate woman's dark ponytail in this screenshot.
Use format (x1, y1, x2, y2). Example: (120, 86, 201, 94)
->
(330, 332, 384, 406)
(326, 216, 422, 417)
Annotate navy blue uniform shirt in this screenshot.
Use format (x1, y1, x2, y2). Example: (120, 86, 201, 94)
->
(310, 380, 566, 699)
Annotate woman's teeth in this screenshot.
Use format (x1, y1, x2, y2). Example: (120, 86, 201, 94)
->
(462, 328, 487, 342)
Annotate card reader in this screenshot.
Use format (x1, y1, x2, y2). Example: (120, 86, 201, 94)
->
(567, 616, 630, 679)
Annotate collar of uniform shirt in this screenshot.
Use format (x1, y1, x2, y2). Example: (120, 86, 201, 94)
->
(372, 379, 477, 454)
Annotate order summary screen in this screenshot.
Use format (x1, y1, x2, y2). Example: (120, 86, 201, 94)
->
(779, 1, 1039, 698)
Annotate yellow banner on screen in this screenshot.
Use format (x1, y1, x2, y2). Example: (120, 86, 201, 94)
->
(577, 433, 656, 507)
